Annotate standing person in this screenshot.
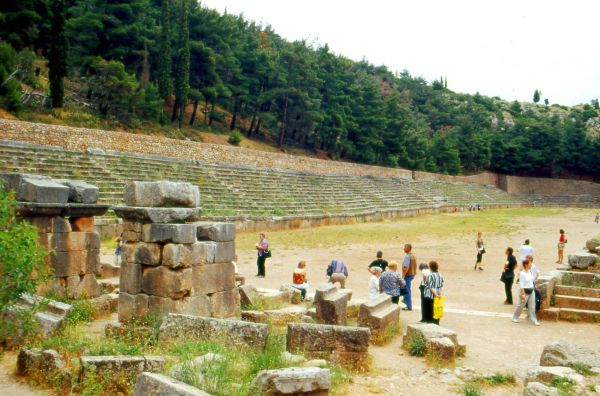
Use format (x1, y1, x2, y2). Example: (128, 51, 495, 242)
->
(292, 261, 309, 300)
(595, 213, 599, 224)
(556, 229, 567, 264)
(501, 247, 518, 305)
(379, 261, 406, 304)
(527, 255, 540, 281)
(368, 251, 388, 274)
(255, 233, 268, 278)
(423, 261, 444, 324)
(475, 232, 485, 270)
(114, 235, 123, 265)
(369, 267, 383, 299)
(327, 259, 348, 288)
(401, 244, 417, 311)
(418, 263, 430, 323)
(518, 240, 534, 263)
(512, 259, 540, 326)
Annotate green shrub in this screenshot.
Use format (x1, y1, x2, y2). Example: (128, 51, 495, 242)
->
(481, 372, 516, 385)
(228, 129, 243, 146)
(550, 376, 577, 395)
(572, 362, 595, 376)
(409, 333, 426, 356)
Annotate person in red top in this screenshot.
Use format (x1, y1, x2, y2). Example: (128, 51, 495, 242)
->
(556, 229, 567, 264)
(292, 261, 309, 300)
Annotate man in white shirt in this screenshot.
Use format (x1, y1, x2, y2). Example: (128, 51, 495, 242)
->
(518, 240, 534, 263)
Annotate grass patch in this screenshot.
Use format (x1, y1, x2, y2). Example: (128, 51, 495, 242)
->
(408, 333, 426, 357)
(550, 376, 578, 395)
(236, 208, 566, 250)
(460, 372, 517, 395)
(371, 321, 402, 346)
(244, 296, 286, 311)
(572, 362, 596, 376)
(460, 382, 484, 396)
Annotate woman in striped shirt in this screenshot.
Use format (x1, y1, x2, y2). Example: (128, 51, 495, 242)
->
(423, 261, 444, 325)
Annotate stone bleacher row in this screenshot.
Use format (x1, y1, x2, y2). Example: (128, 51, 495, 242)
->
(0, 141, 525, 218)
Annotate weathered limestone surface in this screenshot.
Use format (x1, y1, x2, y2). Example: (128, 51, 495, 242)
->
(286, 323, 370, 369)
(113, 207, 202, 224)
(1, 173, 69, 203)
(192, 262, 235, 295)
(124, 181, 200, 208)
(80, 355, 164, 381)
(141, 224, 197, 244)
(524, 382, 559, 396)
(586, 239, 600, 253)
(134, 372, 211, 396)
(141, 266, 192, 299)
(195, 222, 235, 242)
(524, 366, 583, 386)
(251, 367, 330, 395)
(159, 314, 268, 349)
(55, 179, 99, 203)
(402, 323, 466, 361)
(567, 252, 598, 270)
(209, 289, 241, 318)
(124, 242, 163, 266)
(314, 284, 348, 325)
(238, 284, 259, 307)
(17, 348, 67, 375)
(540, 340, 600, 368)
(357, 295, 400, 341)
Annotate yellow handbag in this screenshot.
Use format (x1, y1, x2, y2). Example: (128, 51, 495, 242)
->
(433, 296, 445, 319)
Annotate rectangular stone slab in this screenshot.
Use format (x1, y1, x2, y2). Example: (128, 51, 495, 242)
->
(55, 179, 99, 203)
(195, 222, 236, 242)
(141, 224, 197, 244)
(192, 262, 236, 295)
(1, 173, 69, 203)
(118, 292, 149, 322)
(114, 206, 202, 224)
(134, 372, 211, 396)
(123, 181, 200, 208)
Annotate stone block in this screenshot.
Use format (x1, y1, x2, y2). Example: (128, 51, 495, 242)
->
(99, 261, 121, 279)
(214, 241, 235, 263)
(210, 289, 241, 318)
(357, 295, 400, 341)
(55, 179, 99, 203)
(568, 253, 598, 270)
(427, 337, 456, 361)
(252, 367, 330, 395)
(51, 251, 85, 277)
(124, 242, 162, 266)
(540, 340, 600, 368)
(120, 261, 142, 294)
(195, 222, 235, 242)
(159, 314, 269, 350)
(314, 284, 348, 325)
(535, 275, 557, 309)
(51, 231, 100, 251)
(70, 217, 95, 232)
(124, 181, 200, 208)
(122, 221, 142, 242)
(80, 355, 164, 381)
(192, 262, 236, 295)
(113, 206, 202, 224)
(118, 292, 149, 322)
(524, 382, 558, 396)
(147, 295, 211, 318)
(142, 266, 192, 299)
(17, 348, 66, 375)
(163, 242, 214, 269)
(524, 366, 583, 386)
(238, 284, 259, 307)
(1, 173, 69, 203)
(69, 274, 101, 298)
(241, 310, 269, 323)
(141, 224, 197, 244)
(402, 323, 466, 361)
(134, 372, 210, 396)
(286, 323, 371, 369)
(586, 239, 600, 253)
(28, 216, 72, 234)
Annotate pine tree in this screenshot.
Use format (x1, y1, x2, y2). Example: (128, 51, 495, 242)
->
(48, 0, 67, 108)
(173, 0, 190, 127)
(157, 0, 172, 102)
(533, 89, 541, 104)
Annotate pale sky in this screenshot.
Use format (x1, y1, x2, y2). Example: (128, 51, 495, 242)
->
(199, 0, 599, 106)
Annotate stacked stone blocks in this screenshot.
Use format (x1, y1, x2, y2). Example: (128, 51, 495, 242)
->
(357, 295, 401, 342)
(314, 284, 349, 325)
(1, 173, 107, 298)
(115, 181, 240, 322)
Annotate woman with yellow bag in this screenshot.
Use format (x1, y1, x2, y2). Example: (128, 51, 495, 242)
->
(423, 261, 444, 325)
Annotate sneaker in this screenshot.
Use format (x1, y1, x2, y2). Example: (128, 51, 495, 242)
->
(534, 322, 540, 326)
(512, 319, 519, 323)
(478, 267, 484, 271)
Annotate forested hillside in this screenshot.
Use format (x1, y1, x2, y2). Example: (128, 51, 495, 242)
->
(1, 0, 599, 179)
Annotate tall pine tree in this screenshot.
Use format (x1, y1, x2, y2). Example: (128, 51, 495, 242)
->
(172, 0, 190, 127)
(48, 0, 67, 108)
(157, 0, 172, 102)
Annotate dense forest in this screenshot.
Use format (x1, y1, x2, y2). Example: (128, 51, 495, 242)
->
(1, 0, 599, 178)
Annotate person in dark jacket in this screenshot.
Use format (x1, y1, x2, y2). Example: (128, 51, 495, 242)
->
(502, 247, 517, 305)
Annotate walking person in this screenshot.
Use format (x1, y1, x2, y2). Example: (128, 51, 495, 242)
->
(368, 251, 388, 274)
(595, 213, 599, 224)
(556, 229, 567, 264)
(114, 235, 124, 265)
(401, 244, 417, 311)
(255, 233, 269, 278)
(475, 232, 485, 270)
(379, 261, 406, 304)
(291, 261, 309, 300)
(369, 267, 383, 300)
(518, 239, 534, 263)
(512, 259, 540, 325)
(501, 247, 517, 305)
(423, 261, 444, 324)
(327, 259, 348, 288)
(418, 263, 430, 323)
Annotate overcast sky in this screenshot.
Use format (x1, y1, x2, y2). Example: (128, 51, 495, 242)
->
(200, 0, 599, 106)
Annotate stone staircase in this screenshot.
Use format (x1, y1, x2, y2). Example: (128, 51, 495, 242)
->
(0, 140, 526, 218)
(543, 271, 600, 323)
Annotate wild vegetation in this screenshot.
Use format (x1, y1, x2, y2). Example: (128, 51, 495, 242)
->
(1, 1, 599, 178)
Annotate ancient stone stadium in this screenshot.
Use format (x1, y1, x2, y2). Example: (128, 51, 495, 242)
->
(1, 119, 599, 395)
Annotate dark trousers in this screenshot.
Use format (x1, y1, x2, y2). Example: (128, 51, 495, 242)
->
(391, 295, 400, 304)
(423, 297, 438, 324)
(257, 255, 266, 276)
(419, 285, 426, 322)
(504, 278, 514, 304)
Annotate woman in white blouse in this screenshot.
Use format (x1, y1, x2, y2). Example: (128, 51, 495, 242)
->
(368, 267, 382, 299)
(511, 259, 540, 325)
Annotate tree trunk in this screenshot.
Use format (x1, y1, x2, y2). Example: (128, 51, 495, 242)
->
(248, 112, 257, 136)
(208, 101, 215, 126)
(230, 98, 240, 130)
(189, 99, 198, 126)
(277, 95, 289, 147)
(203, 97, 209, 125)
(254, 118, 262, 135)
(140, 43, 150, 89)
(171, 99, 178, 122)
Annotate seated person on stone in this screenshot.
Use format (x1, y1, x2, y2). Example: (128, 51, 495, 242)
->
(291, 260, 309, 299)
(327, 258, 348, 288)
(379, 261, 405, 304)
(232, 255, 245, 286)
(369, 266, 383, 299)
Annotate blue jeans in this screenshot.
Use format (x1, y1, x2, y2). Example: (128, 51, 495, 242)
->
(403, 275, 415, 309)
